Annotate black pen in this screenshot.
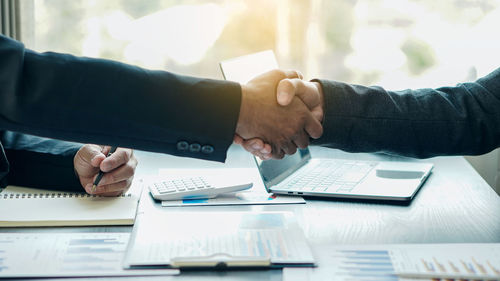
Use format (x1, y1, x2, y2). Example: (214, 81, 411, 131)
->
(91, 146, 118, 193)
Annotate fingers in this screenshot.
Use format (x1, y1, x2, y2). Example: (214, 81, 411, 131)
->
(260, 144, 272, 160)
(281, 142, 297, 156)
(100, 148, 134, 172)
(304, 113, 324, 139)
(84, 157, 136, 196)
(74, 144, 106, 183)
(94, 160, 137, 186)
(270, 145, 285, 160)
(250, 143, 273, 160)
(84, 177, 132, 196)
(281, 69, 303, 80)
(277, 79, 321, 108)
(76, 144, 105, 168)
(293, 129, 310, 149)
(233, 134, 244, 145)
(76, 145, 138, 195)
(239, 138, 272, 160)
(246, 138, 265, 151)
(311, 106, 324, 123)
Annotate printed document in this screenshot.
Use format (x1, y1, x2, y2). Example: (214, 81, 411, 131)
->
(124, 211, 315, 268)
(0, 232, 178, 278)
(283, 244, 500, 281)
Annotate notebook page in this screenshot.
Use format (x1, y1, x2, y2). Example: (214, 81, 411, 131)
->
(0, 185, 141, 227)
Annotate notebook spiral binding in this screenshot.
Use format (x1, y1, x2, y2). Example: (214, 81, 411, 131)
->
(1, 193, 132, 199)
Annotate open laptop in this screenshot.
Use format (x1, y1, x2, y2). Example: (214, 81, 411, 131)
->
(253, 149, 432, 201)
(220, 50, 433, 202)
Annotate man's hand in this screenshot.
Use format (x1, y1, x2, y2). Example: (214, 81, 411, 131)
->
(235, 70, 323, 159)
(237, 78, 325, 159)
(277, 79, 324, 122)
(74, 144, 138, 196)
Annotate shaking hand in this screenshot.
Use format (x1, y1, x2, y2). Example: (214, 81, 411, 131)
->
(235, 70, 323, 159)
(236, 77, 325, 159)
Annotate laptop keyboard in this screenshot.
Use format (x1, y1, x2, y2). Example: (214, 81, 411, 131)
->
(278, 160, 377, 193)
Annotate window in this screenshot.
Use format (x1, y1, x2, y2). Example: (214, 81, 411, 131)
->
(20, 0, 500, 88)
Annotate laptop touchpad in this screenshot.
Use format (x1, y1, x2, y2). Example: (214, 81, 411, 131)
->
(376, 169, 424, 179)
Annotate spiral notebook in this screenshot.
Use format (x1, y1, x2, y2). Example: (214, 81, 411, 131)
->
(0, 185, 140, 227)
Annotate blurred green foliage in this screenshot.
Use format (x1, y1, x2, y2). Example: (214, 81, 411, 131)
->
(401, 38, 436, 76)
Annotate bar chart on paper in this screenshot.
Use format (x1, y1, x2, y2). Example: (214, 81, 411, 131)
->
(124, 211, 315, 267)
(391, 244, 500, 280)
(283, 244, 500, 281)
(0, 233, 178, 278)
(326, 249, 397, 280)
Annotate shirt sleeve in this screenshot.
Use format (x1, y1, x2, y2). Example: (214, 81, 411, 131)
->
(1, 131, 83, 191)
(0, 35, 241, 162)
(313, 68, 500, 158)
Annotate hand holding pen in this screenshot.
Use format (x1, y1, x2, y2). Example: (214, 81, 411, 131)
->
(92, 146, 118, 193)
(73, 145, 138, 196)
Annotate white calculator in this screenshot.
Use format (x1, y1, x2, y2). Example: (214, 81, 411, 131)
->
(148, 176, 253, 201)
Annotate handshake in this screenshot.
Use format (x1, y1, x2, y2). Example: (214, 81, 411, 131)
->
(234, 69, 324, 160)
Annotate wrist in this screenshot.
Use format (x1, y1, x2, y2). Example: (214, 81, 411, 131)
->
(236, 84, 250, 137)
(312, 81, 325, 123)
(313, 81, 324, 104)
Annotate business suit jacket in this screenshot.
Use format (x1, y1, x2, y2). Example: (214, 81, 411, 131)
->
(314, 67, 500, 158)
(0, 35, 241, 189)
(0, 131, 83, 191)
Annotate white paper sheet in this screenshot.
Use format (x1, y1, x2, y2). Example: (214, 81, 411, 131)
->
(283, 244, 500, 281)
(161, 192, 305, 207)
(158, 168, 305, 207)
(124, 211, 315, 268)
(0, 232, 179, 278)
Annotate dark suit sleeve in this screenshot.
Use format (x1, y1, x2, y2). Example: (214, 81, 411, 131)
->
(1, 131, 83, 191)
(313, 68, 500, 158)
(0, 35, 241, 162)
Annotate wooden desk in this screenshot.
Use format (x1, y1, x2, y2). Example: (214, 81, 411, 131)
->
(3, 145, 500, 280)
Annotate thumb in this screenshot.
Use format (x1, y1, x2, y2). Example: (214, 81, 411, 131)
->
(80, 145, 106, 168)
(277, 79, 321, 109)
(276, 79, 296, 106)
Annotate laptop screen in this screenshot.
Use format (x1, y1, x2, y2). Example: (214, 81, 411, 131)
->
(254, 149, 311, 190)
(219, 50, 278, 84)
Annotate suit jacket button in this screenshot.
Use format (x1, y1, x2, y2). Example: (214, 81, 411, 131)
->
(189, 143, 201, 153)
(177, 141, 189, 151)
(201, 145, 214, 154)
